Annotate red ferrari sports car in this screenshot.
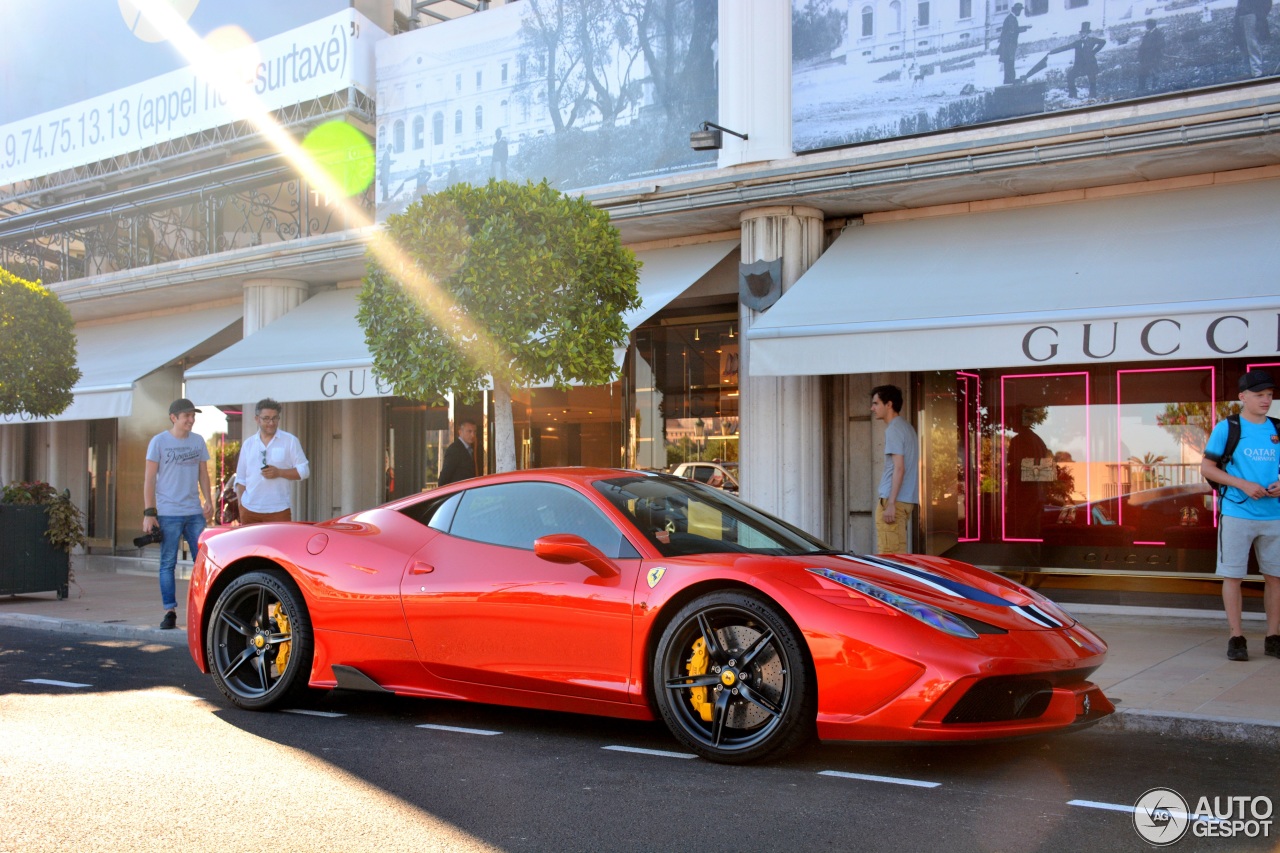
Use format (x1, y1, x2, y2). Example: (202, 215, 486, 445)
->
(188, 468, 1113, 763)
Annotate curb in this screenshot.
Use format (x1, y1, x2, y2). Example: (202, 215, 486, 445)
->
(1097, 707, 1280, 747)
(1062, 603, 1268, 621)
(0, 613, 186, 645)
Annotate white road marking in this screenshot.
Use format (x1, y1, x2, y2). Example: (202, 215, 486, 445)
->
(284, 708, 346, 718)
(602, 745, 697, 759)
(416, 723, 502, 736)
(1069, 799, 1221, 823)
(24, 678, 91, 688)
(819, 770, 940, 788)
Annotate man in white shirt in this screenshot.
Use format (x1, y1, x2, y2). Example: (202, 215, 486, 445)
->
(236, 398, 310, 523)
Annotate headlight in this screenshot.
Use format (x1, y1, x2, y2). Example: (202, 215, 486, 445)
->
(808, 568, 978, 639)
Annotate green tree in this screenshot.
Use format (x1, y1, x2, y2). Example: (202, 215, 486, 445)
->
(359, 180, 641, 472)
(0, 267, 80, 418)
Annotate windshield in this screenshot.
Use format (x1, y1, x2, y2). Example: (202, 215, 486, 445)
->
(593, 475, 832, 557)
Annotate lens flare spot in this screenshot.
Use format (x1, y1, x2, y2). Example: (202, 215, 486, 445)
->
(302, 121, 375, 197)
(204, 25, 259, 88)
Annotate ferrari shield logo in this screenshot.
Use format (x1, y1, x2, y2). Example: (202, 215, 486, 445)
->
(646, 567, 667, 588)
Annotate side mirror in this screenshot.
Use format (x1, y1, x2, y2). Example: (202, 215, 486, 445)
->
(534, 533, 619, 578)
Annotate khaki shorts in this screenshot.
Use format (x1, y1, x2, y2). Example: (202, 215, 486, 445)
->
(876, 499, 916, 554)
(1215, 515, 1280, 579)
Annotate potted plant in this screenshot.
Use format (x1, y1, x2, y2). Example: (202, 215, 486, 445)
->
(0, 481, 86, 599)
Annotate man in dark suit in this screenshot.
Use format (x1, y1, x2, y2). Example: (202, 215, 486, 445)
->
(437, 420, 478, 487)
(998, 3, 1029, 84)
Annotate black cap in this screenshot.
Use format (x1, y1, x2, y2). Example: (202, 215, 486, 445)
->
(1239, 369, 1275, 393)
(168, 398, 202, 416)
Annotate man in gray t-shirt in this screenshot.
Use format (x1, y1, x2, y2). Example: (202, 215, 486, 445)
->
(871, 384, 919, 554)
(142, 398, 213, 629)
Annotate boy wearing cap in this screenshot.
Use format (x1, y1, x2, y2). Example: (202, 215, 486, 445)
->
(1200, 369, 1280, 661)
(142, 398, 214, 629)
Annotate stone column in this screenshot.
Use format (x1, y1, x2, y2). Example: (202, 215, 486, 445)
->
(738, 206, 826, 535)
(242, 278, 310, 339)
(239, 277, 309, 440)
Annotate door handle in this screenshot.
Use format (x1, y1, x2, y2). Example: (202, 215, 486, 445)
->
(410, 561, 434, 575)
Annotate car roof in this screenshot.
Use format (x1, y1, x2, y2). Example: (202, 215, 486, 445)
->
(381, 467, 651, 511)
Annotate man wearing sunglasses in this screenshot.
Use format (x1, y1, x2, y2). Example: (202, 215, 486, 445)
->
(235, 398, 310, 525)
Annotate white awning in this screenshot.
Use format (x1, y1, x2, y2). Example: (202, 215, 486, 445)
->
(185, 288, 382, 404)
(623, 239, 740, 331)
(612, 238, 740, 366)
(11, 305, 242, 423)
(188, 241, 742, 401)
(747, 180, 1280, 376)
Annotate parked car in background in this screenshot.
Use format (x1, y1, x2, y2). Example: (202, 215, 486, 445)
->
(671, 461, 739, 492)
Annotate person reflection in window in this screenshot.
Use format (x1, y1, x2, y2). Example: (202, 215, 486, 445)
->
(1006, 405, 1052, 539)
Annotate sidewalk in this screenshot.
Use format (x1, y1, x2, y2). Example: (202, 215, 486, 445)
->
(2, 555, 1277, 745)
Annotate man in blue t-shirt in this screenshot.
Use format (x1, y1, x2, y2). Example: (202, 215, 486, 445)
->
(142, 398, 213, 630)
(871, 384, 919, 554)
(1200, 369, 1280, 662)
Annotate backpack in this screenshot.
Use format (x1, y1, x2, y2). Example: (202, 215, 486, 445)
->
(1204, 413, 1280, 500)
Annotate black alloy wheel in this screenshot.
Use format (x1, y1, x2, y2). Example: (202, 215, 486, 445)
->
(653, 590, 815, 763)
(207, 569, 314, 710)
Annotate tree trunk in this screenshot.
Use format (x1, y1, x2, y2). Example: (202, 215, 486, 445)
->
(492, 379, 518, 473)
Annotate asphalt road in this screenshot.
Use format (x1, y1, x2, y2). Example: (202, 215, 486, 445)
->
(1, 624, 1277, 853)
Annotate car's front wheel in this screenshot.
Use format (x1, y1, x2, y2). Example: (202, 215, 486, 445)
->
(207, 569, 313, 710)
(653, 590, 815, 763)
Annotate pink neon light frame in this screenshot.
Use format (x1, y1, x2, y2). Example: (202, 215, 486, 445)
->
(1115, 365, 1217, 544)
(1000, 371, 1090, 543)
(958, 371, 980, 542)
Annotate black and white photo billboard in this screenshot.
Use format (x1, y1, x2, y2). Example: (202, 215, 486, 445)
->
(375, 0, 717, 218)
(793, 0, 1277, 152)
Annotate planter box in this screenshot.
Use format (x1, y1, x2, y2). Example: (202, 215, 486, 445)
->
(0, 504, 70, 598)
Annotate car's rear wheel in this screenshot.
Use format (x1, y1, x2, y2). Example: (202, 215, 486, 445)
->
(653, 590, 815, 763)
(207, 569, 313, 710)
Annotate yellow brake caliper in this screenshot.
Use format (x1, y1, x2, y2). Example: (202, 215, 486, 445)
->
(269, 603, 292, 676)
(686, 637, 713, 722)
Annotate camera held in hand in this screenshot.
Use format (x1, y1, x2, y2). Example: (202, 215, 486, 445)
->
(133, 528, 163, 548)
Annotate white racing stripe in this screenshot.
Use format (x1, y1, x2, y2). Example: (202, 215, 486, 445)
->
(819, 770, 940, 788)
(416, 723, 502, 736)
(602, 745, 697, 759)
(24, 678, 91, 688)
(838, 555, 962, 598)
(284, 708, 346, 718)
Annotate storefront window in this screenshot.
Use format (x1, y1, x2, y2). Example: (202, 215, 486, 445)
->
(922, 360, 1260, 577)
(384, 398, 451, 500)
(85, 419, 116, 546)
(629, 320, 739, 474)
(509, 383, 624, 469)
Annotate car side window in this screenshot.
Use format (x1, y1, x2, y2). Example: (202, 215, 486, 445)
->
(449, 482, 636, 558)
(691, 465, 713, 483)
(399, 491, 462, 531)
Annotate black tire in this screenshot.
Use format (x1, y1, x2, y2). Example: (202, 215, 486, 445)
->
(206, 569, 314, 711)
(653, 590, 815, 764)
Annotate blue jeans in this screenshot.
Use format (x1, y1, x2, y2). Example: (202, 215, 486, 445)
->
(158, 514, 205, 611)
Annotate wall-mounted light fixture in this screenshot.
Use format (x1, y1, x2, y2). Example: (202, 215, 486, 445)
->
(689, 121, 748, 151)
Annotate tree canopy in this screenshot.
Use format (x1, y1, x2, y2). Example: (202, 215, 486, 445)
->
(0, 267, 80, 418)
(358, 179, 641, 472)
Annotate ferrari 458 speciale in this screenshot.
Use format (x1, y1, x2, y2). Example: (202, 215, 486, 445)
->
(188, 468, 1113, 763)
